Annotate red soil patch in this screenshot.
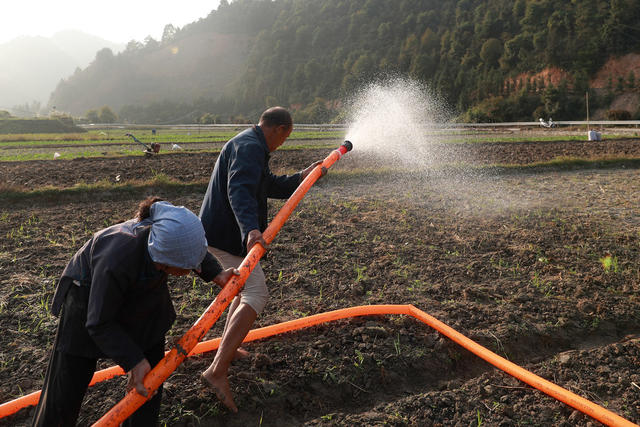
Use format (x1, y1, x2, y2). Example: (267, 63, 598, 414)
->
(591, 53, 640, 89)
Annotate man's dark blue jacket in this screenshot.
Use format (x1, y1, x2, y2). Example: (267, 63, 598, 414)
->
(199, 125, 302, 257)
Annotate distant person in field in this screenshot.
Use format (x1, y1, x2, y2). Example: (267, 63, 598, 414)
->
(32, 197, 238, 427)
(199, 106, 325, 412)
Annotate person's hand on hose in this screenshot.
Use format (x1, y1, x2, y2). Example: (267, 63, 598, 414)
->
(247, 229, 267, 253)
(213, 267, 240, 288)
(301, 161, 327, 181)
(127, 358, 151, 397)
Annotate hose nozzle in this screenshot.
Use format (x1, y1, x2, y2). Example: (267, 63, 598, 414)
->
(342, 140, 353, 152)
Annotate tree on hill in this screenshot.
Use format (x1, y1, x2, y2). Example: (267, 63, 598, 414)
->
(98, 106, 117, 123)
(85, 109, 99, 123)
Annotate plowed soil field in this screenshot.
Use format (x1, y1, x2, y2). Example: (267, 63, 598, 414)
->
(1, 137, 639, 426)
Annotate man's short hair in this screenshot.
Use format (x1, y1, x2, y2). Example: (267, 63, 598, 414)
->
(259, 107, 292, 129)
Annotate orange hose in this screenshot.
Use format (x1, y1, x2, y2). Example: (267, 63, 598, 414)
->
(1, 304, 635, 426)
(0, 365, 127, 418)
(193, 305, 637, 426)
(91, 143, 352, 426)
(405, 306, 637, 427)
(191, 304, 412, 354)
(0, 392, 40, 418)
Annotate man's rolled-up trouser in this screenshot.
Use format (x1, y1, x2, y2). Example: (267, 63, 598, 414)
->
(208, 246, 268, 314)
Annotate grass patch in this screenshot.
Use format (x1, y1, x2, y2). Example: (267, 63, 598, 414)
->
(0, 129, 343, 144)
(0, 176, 209, 204)
(0, 149, 148, 162)
(0, 143, 335, 162)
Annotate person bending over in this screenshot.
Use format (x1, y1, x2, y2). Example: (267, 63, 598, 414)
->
(32, 197, 238, 426)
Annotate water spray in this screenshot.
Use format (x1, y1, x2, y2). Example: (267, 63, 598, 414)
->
(344, 77, 448, 169)
(342, 77, 524, 213)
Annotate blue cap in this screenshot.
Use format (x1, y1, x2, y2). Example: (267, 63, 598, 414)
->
(147, 201, 208, 270)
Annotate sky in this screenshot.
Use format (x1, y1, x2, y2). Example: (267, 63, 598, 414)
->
(0, 1, 221, 44)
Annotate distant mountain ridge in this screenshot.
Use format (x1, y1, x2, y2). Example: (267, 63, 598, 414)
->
(49, 30, 248, 117)
(50, 31, 125, 67)
(0, 31, 124, 111)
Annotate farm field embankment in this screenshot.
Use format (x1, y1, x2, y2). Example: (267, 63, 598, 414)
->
(0, 130, 639, 426)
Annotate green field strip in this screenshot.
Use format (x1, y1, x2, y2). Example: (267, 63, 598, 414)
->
(0, 179, 210, 204)
(0, 143, 337, 162)
(0, 130, 345, 146)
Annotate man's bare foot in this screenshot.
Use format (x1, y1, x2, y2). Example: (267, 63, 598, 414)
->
(235, 347, 250, 360)
(201, 372, 238, 413)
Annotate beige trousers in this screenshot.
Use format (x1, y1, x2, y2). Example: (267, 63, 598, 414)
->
(207, 246, 269, 314)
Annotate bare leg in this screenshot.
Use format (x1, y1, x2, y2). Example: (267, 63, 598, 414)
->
(202, 302, 257, 413)
(223, 297, 250, 360)
(224, 296, 241, 330)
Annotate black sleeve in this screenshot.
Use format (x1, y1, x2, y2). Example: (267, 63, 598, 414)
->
(196, 251, 224, 282)
(85, 238, 145, 372)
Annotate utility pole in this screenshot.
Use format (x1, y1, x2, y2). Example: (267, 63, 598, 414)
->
(586, 91, 590, 133)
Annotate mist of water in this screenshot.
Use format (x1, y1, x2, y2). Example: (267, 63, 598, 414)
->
(341, 77, 529, 214)
(344, 77, 450, 169)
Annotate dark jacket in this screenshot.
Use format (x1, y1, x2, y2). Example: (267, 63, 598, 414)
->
(50, 219, 222, 371)
(199, 125, 302, 257)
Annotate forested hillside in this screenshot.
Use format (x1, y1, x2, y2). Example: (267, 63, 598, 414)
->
(48, 0, 640, 123)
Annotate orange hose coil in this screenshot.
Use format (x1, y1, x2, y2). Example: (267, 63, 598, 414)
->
(0, 305, 636, 426)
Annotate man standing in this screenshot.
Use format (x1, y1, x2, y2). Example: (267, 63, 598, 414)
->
(199, 107, 323, 412)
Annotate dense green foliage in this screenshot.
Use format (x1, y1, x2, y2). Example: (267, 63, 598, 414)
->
(49, 0, 640, 123)
(83, 106, 119, 124)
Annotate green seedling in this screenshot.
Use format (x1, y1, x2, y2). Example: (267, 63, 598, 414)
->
(393, 333, 402, 356)
(323, 365, 338, 383)
(354, 349, 364, 369)
(354, 265, 367, 282)
(531, 271, 553, 297)
(599, 254, 619, 273)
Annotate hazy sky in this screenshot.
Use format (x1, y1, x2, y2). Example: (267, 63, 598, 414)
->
(1, 1, 221, 44)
